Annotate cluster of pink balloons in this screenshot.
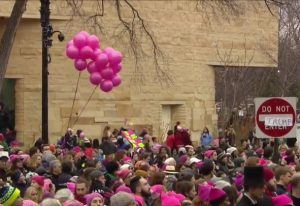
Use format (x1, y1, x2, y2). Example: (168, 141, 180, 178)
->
(66, 31, 123, 92)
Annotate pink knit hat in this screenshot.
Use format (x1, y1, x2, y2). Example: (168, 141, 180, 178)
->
(63, 200, 84, 206)
(79, 132, 85, 138)
(272, 194, 293, 206)
(67, 182, 76, 193)
(23, 200, 38, 206)
(179, 155, 188, 165)
(152, 144, 161, 153)
(132, 195, 144, 206)
(9, 155, 19, 163)
(84, 148, 93, 159)
(31, 175, 45, 187)
(123, 156, 132, 162)
(259, 158, 268, 166)
(116, 169, 132, 179)
(256, 148, 264, 156)
(151, 185, 164, 194)
(234, 174, 244, 190)
(85, 193, 104, 206)
(164, 192, 186, 203)
(208, 188, 227, 203)
(19, 154, 30, 163)
(204, 150, 215, 159)
(116, 185, 132, 193)
(72, 146, 81, 154)
(198, 184, 213, 202)
(43, 179, 54, 192)
(161, 194, 181, 206)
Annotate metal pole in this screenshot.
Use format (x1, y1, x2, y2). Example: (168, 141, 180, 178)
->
(40, 0, 51, 144)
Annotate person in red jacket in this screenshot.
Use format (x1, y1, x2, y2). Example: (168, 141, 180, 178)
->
(166, 130, 175, 154)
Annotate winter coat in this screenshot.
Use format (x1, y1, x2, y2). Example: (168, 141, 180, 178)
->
(90, 180, 113, 204)
(56, 172, 72, 190)
(166, 135, 175, 150)
(99, 142, 117, 155)
(201, 133, 213, 147)
(237, 195, 261, 206)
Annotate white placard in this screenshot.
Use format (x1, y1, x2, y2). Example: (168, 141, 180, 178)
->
(265, 117, 293, 127)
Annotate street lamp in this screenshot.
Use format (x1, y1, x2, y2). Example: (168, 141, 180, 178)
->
(40, 0, 64, 144)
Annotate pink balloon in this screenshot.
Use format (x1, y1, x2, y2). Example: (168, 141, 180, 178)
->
(112, 74, 122, 87)
(100, 68, 114, 80)
(66, 40, 74, 48)
(91, 49, 102, 61)
(78, 31, 90, 37)
(74, 59, 87, 71)
(87, 35, 100, 49)
(109, 51, 123, 65)
(73, 34, 87, 49)
(111, 63, 122, 73)
(100, 80, 113, 92)
(87, 61, 98, 74)
(95, 53, 109, 68)
(66, 45, 79, 59)
(89, 72, 102, 85)
(104, 47, 114, 55)
(79, 46, 94, 59)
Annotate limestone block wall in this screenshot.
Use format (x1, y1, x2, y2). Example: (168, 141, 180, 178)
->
(0, 0, 278, 146)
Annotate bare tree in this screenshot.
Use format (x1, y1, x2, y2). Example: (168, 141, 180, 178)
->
(214, 38, 277, 138)
(277, 1, 300, 96)
(64, 0, 172, 86)
(0, 0, 28, 94)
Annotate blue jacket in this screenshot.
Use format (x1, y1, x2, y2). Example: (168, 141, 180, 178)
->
(201, 133, 213, 147)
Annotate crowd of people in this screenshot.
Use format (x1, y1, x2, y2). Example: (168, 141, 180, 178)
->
(0, 124, 298, 206)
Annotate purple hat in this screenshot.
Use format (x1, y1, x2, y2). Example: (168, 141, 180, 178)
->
(179, 155, 188, 165)
(209, 188, 227, 205)
(85, 193, 104, 206)
(116, 185, 132, 194)
(198, 184, 213, 202)
(272, 194, 293, 206)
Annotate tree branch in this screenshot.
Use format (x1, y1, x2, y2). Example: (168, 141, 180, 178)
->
(0, 0, 28, 94)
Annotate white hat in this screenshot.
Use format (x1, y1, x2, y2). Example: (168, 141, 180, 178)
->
(120, 164, 132, 170)
(189, 157, 201, 165)
(226, 147, 237, 155)
(164, 157, 176, 166)
(178, 147, 186, 154)
(215, 180, 231, 189)
(164, 165, 178, 174)
(0, 151, 9, 159)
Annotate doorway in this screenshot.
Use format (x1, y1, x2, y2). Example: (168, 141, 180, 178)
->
(0, 79, 16, 131)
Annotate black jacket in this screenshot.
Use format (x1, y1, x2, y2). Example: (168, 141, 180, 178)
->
(99, 142, 117, 155)
(259, 195, 274, 206)
(237, 195, 260, 206)
(89, 181, 112, 205)
(56, 173, 72, 190)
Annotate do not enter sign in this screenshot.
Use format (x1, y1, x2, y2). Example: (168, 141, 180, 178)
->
(255, 97, 297, 138)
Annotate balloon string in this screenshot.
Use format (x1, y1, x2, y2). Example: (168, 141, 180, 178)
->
(71, 85, 98, 127)
(67, 72, 82, 129)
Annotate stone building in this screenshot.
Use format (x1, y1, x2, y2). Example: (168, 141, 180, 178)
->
(0, 0, 278, 146)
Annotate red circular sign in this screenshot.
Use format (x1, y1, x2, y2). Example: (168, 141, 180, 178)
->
(256, 98, 296, 137)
